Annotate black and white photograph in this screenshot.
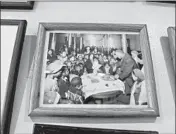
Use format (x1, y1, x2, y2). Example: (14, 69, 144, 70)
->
(43, 32, 147, 105)
(1, 1, 175, 134)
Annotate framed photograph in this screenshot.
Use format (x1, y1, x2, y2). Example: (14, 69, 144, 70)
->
(0, 1, 34, 10)
(167, 27, 175, 72)
(33, 124, 159, 134)
(1, 19, 27, 134)
(28, 23, 159, 117)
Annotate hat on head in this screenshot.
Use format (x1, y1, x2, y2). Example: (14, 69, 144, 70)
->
(46, 60, 65, 74)
(133, 69, 145, 81)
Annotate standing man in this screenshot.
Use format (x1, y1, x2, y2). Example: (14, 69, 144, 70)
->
(114, 50, 138, 104)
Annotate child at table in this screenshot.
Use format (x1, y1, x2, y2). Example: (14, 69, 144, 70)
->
(68, 77, 85, 104)
(72, 64, 83, 76)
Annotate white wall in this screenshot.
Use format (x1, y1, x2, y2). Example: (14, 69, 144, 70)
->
(1, 2, 175, 134)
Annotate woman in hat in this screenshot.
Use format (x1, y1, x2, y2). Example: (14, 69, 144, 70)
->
(44, 62, 63, 104)
(130, 69, 148, 105)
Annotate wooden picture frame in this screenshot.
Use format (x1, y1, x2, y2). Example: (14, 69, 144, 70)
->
(167, 27, 175, 72)
(0, 1, 34, 10)
(147, 1, 176, 4)
(28, 23, 159, 117)
(33, 124, 159, 134)
(1, 19, 27, 134)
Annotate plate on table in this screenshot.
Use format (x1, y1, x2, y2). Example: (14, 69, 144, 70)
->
(91, 78, 99, 83)
(97, 73, 105, 77)
(101, 75, 115, 81)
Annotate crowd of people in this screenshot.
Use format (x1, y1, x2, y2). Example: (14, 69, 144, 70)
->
(44, 45, 147, 105)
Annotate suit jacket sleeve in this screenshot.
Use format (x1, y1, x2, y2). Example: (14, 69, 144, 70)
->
(119, 58, 135, 80)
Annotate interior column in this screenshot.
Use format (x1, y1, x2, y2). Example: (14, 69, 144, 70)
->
(80, 35, 83, 52)
(68, 33, 72, 48)
(122, 34, 127, 53)
(51, 33, 56, 51)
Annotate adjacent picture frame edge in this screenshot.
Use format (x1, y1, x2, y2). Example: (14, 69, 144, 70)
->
(32, 123, 159, 134)
(0, 1, 35, 10)
(1, 19, 27, 134)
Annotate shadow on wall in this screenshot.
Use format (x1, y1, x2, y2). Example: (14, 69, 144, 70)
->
(10, 35, 37, 134)
(160, 36, 175, 103)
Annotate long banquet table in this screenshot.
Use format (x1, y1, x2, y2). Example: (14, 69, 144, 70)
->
(81, 73, 125, 99)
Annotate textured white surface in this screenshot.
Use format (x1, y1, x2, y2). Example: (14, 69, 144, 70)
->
(1, 2, 175, 134)
(1, 26, 18, 118)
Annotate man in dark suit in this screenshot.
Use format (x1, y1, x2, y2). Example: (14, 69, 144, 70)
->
(84, 54, 93, 73)
(114, 50, 138, 104)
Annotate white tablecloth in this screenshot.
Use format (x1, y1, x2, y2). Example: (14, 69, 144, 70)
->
(81, 73, 125, 98)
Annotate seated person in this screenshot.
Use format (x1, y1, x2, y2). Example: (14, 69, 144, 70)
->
(103, 55, 108, 63)
(84, 46, 91, 55)
(77, 54, 84, 64)
(92, 47, 100, 58)
(100, 62, 111, 75)
(109, 57, 119, 75)
(110, 49, 116, 57)
(43, 90, 60, 104)
(65, 60, 73, 72)
(92, 46, 98, 54)
(107, 55, 112, 61)
(71, 64, 83, 76)
(131, 50, 143, 70)
(98, 54, 104, 65)
(57, 49, 68, 63)
(69, 55, 76, 65)
(57, 66, 70, 99)
(47, 49, 57, 65)
(70, 50, 77, 57)
(130, 69, 147, 105)
(68, 77, 85, 104)
(44, 67, 62, 104)
(78, 63, 84, 76)
(83, 54, 89, 63)
(92, 57, 102, 74)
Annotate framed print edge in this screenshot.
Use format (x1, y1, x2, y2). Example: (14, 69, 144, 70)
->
(28, 23, 46, 115)
(0, 1, 35, 10)
(139, 25, 160, 117)
(1, 19, 27, 134)
(28, 23, 159, 117)
(167, 27, 175, 72)
(33, 124, 159, 134)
